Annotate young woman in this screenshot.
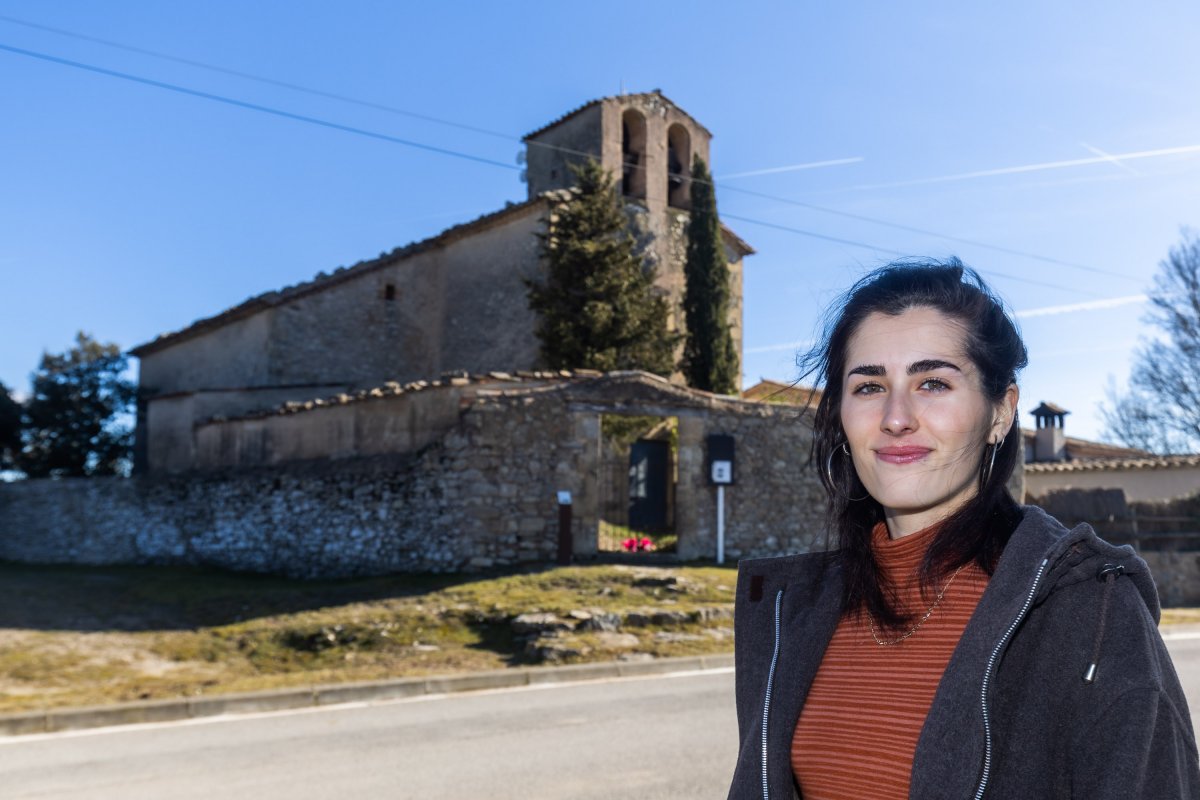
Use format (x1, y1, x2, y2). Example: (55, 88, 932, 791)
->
(726, 261, 1198, 799)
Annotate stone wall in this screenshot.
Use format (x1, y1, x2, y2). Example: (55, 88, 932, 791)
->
(192, 380, 473, 470)
(524, 104, 603, 197)
(0, 373, 823, 578)
(1141, 551, 1200, 607)
(138, 203, 548, 474)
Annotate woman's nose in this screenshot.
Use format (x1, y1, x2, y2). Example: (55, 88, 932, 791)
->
(881, 391, 918, 435)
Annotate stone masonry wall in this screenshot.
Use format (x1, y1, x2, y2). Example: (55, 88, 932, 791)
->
(674, 407, 825, 562)
(0, 374, 824, 578)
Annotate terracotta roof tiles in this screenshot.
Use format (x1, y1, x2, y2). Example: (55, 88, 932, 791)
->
(1025, 454, 1200, 473)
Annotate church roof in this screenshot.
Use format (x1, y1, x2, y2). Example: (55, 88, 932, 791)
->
(522, 89, 714, 141)
(129, 196, 549, 358)
(720, 225, 755, 257)
(198, 369, 787, 426)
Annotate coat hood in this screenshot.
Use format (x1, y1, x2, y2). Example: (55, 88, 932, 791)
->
(1012, 505, 1159, 621)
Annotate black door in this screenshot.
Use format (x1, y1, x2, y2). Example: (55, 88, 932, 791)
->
(628, 439, 669, 531)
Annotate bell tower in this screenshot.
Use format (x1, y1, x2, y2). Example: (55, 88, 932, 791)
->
(522, 90, 712, 212)
(520, 91, 751, 389)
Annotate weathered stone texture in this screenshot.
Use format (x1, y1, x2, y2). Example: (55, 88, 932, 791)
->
(0, 374, 825, 577)
(1142, 551, 1200, 606)
(136, 203, 548, 475)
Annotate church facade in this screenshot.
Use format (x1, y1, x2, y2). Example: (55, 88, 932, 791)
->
(130, 91, 753, 475)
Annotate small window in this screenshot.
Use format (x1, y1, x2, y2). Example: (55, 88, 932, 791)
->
(384, 283, 396, 301)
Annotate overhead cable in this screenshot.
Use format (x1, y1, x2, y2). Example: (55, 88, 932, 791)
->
(0, 40, 1109, 297)
(0, 13, 1141, 283)
(0, 42, 520, 172)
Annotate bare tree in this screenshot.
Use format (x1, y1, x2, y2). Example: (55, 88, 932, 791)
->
(1101, 229, 1200, 454)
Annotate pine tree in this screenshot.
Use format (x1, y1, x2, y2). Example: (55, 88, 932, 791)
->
(18, 332, 135, 478)
(526, 159, 676, 376)
(681, 155, 739, 394)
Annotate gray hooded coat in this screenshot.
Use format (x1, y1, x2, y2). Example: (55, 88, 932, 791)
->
(726, 506, 1199, 799)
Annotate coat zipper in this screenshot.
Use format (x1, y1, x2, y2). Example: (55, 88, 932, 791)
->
(761, 588, 783, 800)
(973, 557, 1049, 800)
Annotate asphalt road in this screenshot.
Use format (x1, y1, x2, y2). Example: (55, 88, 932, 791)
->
(4, 634, 1200, 800)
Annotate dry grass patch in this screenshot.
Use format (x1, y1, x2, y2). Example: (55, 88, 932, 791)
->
(0, 560, 736, 713)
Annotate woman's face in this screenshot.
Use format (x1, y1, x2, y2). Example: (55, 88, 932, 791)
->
(839, 306, 1016, 538)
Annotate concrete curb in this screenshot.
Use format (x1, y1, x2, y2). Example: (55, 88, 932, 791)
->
(0, 652, 734, 737)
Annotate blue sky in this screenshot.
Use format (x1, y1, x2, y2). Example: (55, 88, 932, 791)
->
(1, 1, 1198, 441)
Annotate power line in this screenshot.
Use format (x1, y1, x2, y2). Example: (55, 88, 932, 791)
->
(0, 40, 1106, 297)
(720, 213, 905, 257)
(0, 14, 1136, 284)
(715, 184, 1143, 282)
(721, 214, 1104, 297)
(0, 42, 520, 172)
(0, 13, 519, 144)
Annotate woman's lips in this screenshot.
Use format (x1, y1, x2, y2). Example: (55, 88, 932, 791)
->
(875, 446, 932, 464)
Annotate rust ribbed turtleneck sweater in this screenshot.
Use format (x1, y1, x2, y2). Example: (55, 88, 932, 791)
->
(791, 522, 990, 800)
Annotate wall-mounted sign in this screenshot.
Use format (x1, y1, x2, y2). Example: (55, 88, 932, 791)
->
(706, 434, 735, 485)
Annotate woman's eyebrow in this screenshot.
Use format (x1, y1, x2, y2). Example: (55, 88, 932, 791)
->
(907, 358, 962, 375)
(847, 364, 884, 377)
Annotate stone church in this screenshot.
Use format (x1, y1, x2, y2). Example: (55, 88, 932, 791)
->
(130, 91, 754, 476)
(1, 92, 826, 579)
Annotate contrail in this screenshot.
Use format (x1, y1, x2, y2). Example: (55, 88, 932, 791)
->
(1014, 294, 1147, 318)
(1080, 142, 1142, 176)
(718, 157, 864, 180)
(745, 339, 813, 355)
(850, 143, 1200, 191)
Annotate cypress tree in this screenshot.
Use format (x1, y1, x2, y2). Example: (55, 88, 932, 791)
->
(681, 155, 739, 394)
(526, 159, 676, 376)
(0, 381, 20, 471)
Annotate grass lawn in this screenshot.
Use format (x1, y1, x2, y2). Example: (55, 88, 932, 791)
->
(0, 560, 736, 714)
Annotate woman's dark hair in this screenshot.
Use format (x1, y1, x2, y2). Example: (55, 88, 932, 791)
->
(798, 258, 1029, 629)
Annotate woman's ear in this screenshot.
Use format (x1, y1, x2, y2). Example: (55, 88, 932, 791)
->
(992, 384, 1020, 443)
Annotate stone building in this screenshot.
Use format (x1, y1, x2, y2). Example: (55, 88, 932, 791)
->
(0, 94, 834, 579)
(0, 371, 825, 577)
(130, 91, 753, 476)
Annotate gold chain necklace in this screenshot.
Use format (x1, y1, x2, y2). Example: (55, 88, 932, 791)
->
(868, 564, 966, 646)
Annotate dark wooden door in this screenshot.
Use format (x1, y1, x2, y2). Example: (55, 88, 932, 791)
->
(628, 439, 669, 531)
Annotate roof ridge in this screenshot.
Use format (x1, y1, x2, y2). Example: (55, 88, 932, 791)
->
(522, 89, 712, 142)
(129, 195, 550, 358)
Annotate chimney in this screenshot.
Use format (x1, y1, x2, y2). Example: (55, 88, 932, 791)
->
(1029, 402, 1069, 462)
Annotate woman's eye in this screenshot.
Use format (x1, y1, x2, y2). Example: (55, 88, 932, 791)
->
(852, 382, 883, 395)
(921, 378, 950, 392)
